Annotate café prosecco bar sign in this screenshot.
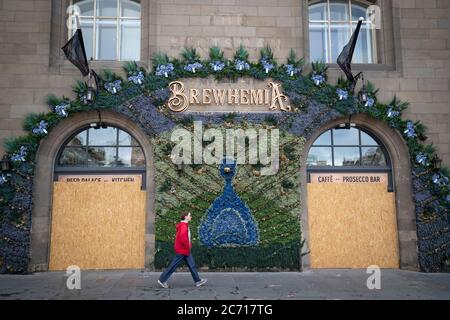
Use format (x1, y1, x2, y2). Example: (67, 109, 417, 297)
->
(310, 173, 388, 184)
(166, 78, 292, 113)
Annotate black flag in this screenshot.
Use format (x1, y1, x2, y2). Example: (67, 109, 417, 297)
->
(337, 18, 363, 93)
(62, 28, 90, 77)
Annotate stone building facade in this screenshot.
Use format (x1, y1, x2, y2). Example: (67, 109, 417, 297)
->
(0, 0, 449, 164)
(0, 0, 449, 273)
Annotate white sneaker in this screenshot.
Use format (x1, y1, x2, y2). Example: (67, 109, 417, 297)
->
(158, 280, 169, 289)
(195, 279, 207, 287)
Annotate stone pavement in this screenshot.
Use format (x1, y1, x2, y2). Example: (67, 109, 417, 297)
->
(0, 269, 449, 300)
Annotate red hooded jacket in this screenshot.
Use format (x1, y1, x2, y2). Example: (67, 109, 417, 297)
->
(174, 221, 191, 255)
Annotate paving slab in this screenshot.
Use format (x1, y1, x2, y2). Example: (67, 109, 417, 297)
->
(0, 270, 449, 300)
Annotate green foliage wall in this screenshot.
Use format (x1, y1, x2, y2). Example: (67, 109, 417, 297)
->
(152, 126, 305, 270)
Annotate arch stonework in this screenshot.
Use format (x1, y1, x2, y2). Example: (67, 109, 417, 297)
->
(299, 113, 419, 271)
(29, 110, 156, 272)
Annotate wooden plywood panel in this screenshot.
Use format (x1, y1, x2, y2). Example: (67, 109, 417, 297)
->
(49, 180, 146, 270)
(307, 183, 399, 269)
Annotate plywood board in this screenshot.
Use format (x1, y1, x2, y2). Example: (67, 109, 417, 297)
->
(49, 178, 146, 270)
(307, 183, 399, 269)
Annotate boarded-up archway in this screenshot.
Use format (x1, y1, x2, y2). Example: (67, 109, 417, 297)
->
(29, 110, 156, 272)
(307, 183, 399, 268)
(305, 125, 400, 269)
(49, 177, 146, 270)
(48, 123, 148, 270)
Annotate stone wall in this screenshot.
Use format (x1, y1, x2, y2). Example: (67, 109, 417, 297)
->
(0, 0, 448, 164)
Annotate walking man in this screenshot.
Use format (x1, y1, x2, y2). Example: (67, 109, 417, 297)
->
(158, 212, 207, 288)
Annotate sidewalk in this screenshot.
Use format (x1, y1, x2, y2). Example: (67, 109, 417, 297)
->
(0, 269, 449, 300)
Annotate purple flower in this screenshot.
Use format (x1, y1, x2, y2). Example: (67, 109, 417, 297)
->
(404, 121, 416, 138)
(365, 97, 375, 107)
(32, 120, 48, 136)
(387, 106, 400, 118)
(184, 62, 203, 73)
(104, 80, 122, 94)
(128, 71, 145, 85)
(11, 146, 27, 162)
(432, 173, 449, 187)
(235, 59, 250, 71)
(155, 63, 174, 77)
(286, 64, 300, 76)
(153, 88, 170, 102)
(261, 58, 274, 73)
(336, 88, 348, 100)
(210, 61, 225, 72)
(312, 74, 325, 85)
(415, 153, 428, 166)
(54, 103, 69, 117)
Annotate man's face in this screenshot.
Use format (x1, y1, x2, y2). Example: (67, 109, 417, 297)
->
(186, 213, 192, 222)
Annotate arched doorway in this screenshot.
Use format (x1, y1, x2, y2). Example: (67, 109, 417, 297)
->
(49, 124, 147, 270)
(29, 110, 156, 272)
(305, 124, 400, 269)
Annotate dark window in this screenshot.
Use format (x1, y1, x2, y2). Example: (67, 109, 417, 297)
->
(307, 127, 388, 167)
(56, 126, 145, 168)
(307, 126, 393, 191)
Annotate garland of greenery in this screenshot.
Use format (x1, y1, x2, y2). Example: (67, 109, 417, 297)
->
(0, 46, 448, 273)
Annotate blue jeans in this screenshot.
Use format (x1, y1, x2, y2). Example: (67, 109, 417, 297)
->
(159, 254, 201, 283)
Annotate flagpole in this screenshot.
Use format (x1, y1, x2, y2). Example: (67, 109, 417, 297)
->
(75, 14, 81, 30)
(61, 10, 90, 77)
(75, 13, 85, 79)
(336, 17, 364, 94)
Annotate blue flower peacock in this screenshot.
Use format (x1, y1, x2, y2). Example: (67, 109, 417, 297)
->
(199, 157, 259, 247)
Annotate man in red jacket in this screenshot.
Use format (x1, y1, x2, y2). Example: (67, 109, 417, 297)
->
(158, 212, 207, 288)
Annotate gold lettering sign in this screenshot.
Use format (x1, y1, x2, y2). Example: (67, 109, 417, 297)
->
(166, 80, 291, 112)
(167, 81, 189, 112)
(268, 82, 291, 111)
